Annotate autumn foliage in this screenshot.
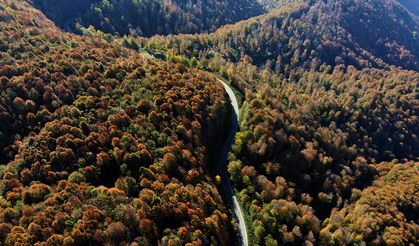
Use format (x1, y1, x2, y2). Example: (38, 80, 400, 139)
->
(0, 0, 418, 245)
(0, 0, 233, 244)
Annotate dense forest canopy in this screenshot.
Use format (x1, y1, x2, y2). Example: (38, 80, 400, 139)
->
(0, 0, 236, 244)
(320, 161, 418, 245)
(144, 0, 419, 74)
(225, 69, 418, 244)
(140, 0, 419, 244)
(256, 0, 301, 10)
(31, 0, 267, 36)
(1, 0, 418, 245)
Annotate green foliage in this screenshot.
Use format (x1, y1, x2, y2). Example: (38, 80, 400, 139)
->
(68, 171, 85, 183)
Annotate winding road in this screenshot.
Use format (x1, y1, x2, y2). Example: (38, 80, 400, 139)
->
(218, 79, 248, 246)
(57, 20, 246, 244)
(136, 49, 249, 245)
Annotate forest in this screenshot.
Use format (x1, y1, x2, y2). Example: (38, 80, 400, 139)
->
(143, 0, 418, 75)
(0, 0, 418, 245)
(31, 0, 267, 36)
(0, 0, 236, 244)
(226, 69, 418, 244)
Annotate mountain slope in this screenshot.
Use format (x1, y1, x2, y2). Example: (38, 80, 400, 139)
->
(145, 0, 419, 74)
(0, 0, 236, 244)
(139, 1, 419, 244)
(31, 0, 266, 36)
(225, 68, 418, 244)
(1, 0, 418, 245)
(320, 162, 418, 245)
(256, 0, 300, 10)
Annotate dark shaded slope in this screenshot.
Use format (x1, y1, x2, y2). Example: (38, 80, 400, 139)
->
(31, 0, 266, 36)
(335, 0, 419, 70)
(256, 0, 301, 10)
(398, 0, 419, 16)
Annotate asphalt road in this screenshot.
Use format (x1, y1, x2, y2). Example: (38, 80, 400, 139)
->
(58, 23, 248, 245)
(218, 80, 248, 246)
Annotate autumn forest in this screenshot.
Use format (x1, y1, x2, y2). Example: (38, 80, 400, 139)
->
(0, 0, 418, 245)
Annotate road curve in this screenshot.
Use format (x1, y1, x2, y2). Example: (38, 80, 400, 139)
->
(218, 79, 248, 246)
(138, 50, 248, 245)
(58, 25, 247, 245)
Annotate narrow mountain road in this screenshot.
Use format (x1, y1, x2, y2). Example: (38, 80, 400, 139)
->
(57, 23, 246, 244)
(218, 79, 248, 246)
(139, 50, 248, 245)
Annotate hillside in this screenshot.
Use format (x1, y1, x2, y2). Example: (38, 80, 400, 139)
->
(0, 0, 418, 245)
(140, 0, 419, 244)
(226, 68, 418, 244)
(145, 0, 419, 76)
(31, 0, 266, 36)
(0, 0, 236, 244)
(321, 161, 418, 245)
(256, 0, 300, 10)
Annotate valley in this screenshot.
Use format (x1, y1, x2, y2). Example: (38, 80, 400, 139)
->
(0, 0, 417, 245)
